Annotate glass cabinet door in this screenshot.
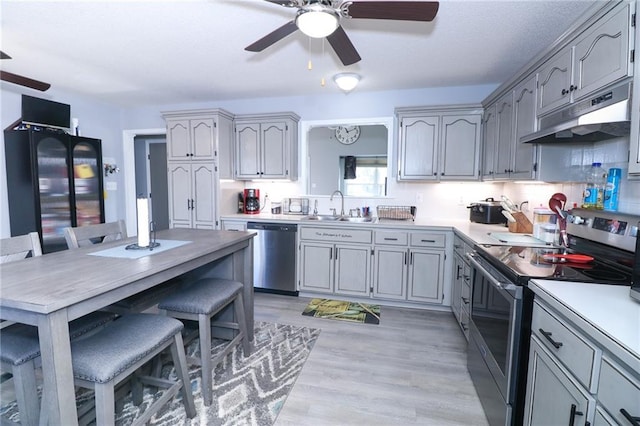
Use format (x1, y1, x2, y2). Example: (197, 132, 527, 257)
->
(36, 136, 72, 247)
(72, 141, 102, 227)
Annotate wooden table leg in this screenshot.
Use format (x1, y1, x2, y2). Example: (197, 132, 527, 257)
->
(37, 310, 79, 426)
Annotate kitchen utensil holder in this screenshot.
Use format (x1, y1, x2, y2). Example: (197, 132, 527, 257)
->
(376, 205, 416, 221)
(508, 212, 533, 234)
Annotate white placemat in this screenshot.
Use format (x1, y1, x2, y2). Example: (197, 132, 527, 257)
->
(87, 240, 191, 259)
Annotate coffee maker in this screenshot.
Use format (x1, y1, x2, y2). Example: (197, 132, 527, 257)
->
(244, 188, 260, 214)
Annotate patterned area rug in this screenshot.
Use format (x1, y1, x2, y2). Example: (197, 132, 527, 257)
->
(302, 298, 381, 325)
(0, 321, 320, 426)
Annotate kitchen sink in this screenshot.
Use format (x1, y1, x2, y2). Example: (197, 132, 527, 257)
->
(302, 215, 340, 221)
(339, 217, 375, 223)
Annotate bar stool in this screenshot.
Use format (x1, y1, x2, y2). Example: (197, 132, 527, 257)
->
(70, 313, 196, 425)
(158, 278, 251, 406)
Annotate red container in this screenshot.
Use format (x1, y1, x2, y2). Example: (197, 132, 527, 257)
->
(244, 188, 260, 214)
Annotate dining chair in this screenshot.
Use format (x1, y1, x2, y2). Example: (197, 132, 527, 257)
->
(0, 232, 117, 426)
(69, 313, 196, 425)
(63, 221, 182, 314)
(63, 220, 127, 248)
(158, 278, 251, 406)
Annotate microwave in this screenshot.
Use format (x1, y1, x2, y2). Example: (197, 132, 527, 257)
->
(631, 221, 640, 302)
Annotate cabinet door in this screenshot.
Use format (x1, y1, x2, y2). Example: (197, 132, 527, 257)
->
(261, 122, 288, 178)
(512, 76, 537, 180)
(166, 120, 190, 160)
(451, 252, 464, 321)
(236, 123, 261, 178)
(299, 242, 334, 292)
(537, 47, 573, 116)
(217, 114, 235, 180)
(167, 163, 192, 228)
(572, 4, 630, 100)
(481, 106, 497, 180)
(440, 114, 481, 180)
(334, 244, 371, 297)
(191, 163, 215, 229)
(398, 116, 439, 180)
(494, 92, 513, 180)
(373, 247, 407, 300)
(407, 249, 444, 303)
(524, 337, 594, 426)
(190, 118, 216, 161)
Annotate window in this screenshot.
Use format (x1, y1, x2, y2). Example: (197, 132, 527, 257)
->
(340, 156, 387, 197)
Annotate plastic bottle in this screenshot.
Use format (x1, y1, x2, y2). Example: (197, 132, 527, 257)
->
(583, 162, 607, 209)
(604, 167, 621, 211)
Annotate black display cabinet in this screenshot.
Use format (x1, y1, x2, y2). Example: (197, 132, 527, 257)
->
(4, 128, 105, 253)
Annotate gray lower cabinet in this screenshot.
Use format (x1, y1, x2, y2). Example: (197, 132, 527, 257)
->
(525, 297, 640, 426)
(373, 246, 407, 300)
(452, 234, 471, 339)
(167, 162, 217, 229)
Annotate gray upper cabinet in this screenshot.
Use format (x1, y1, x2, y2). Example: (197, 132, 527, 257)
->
(537, 2, 632, 117)
(396, 105, 482, 182)
(494, 92, 513, 180)
(512, 75, 537, 180)
(234, 112, 299, 180)
(481, 105, 497, 180)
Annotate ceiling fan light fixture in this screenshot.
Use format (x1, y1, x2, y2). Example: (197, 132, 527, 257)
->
(333, 72, 360, 92)
(296, 7, 339, 38)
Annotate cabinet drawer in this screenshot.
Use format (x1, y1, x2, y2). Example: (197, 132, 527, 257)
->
(532, 301, 598, 390)
(375, 231, 408, 246)
(300, 227, 372, 244)
(410, 232, 446, 248)
(597, 356, 640, 424)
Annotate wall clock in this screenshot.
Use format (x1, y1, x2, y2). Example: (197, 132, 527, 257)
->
(335, 125, 361, 145)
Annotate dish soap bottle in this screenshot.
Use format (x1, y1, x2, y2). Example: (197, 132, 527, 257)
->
(583, 162, 606, 209)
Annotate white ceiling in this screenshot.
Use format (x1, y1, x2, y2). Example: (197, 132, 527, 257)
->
(0, 0, 600, 107)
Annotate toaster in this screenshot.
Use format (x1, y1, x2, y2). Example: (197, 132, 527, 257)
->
(468, 198, 506, 224)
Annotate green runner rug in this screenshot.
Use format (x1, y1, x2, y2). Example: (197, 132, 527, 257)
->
(302, 298, 381, 325)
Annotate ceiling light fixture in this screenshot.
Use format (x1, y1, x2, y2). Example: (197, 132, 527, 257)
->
(333, 73, 360, 92)
(296, 6, 339, 38)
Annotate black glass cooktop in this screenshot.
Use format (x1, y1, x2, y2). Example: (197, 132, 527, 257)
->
(476, 244, 633, 286)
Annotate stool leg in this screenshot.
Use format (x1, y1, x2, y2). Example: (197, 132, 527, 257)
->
(94, 382, 116, 426)
(234, 295, 251, 356)
(198, 312, 213, 406)
(13, 361, 39, 426)
(170, 332, 196, 418)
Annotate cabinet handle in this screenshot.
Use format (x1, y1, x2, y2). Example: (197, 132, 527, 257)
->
(329, 248, 332, 260)
(335, 248, 338, 260)
(456, 265, 462, 280)
(620, 408, 640, 425)
(384, 237, 398, 241)
(569, 84, 577, 92)
(462, 297, 469, 305)
(410, 252, 414, 264)
(421, 239, 436, 243)
(539, 328, 563, 349)
(404, 251, 407, 265)
(460, 321, 468, 331)
(187, 199, 191, 210)
(568, 404, 583, 426)
(562, 88, 569, 95)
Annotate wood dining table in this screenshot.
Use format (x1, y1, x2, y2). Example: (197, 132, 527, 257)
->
(0, 228, 255, 425)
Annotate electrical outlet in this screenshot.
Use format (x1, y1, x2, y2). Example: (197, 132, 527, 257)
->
(458, 196, 464, 206)
(416, 192, 424, 203)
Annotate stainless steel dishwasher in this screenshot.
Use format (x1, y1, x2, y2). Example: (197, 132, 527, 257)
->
(247, 222, 298, 296)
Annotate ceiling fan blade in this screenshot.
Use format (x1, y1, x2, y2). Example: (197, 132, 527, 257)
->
(326, 25, 361, 66)
(0, 71, 51, 91)
(346, 1, 439, 21)
(0, 51, 12, 60)
(263, 0, 298, 6)
(245, 20, 298, 52)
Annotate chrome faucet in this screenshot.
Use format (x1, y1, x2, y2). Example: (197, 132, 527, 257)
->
(330, 190, 344, 216)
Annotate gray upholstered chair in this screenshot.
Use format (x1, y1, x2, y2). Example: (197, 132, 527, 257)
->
(158, 278, 251, 406)
(63, 220, 127, 249)
(70, 314, 196, 425)
(0, 232, 117, 426)
(63, 221, 182, 314)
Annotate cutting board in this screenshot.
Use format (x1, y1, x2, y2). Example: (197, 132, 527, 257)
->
(489, 232, 547, 245)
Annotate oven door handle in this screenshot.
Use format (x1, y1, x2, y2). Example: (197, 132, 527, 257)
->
(467, 253, 513, 295)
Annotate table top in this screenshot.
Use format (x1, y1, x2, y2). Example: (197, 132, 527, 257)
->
(0, 228, 254, 316)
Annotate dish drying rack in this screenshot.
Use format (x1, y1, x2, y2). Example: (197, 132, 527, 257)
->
(376, 206, 416, 221)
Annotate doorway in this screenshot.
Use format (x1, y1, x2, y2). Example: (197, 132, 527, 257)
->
(134, 135, 169, 230)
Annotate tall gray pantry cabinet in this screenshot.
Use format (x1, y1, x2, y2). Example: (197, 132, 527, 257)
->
(4, 128, 105, 253)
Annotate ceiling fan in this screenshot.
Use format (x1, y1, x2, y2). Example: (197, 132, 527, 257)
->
(0, 51, 51, 91)
(245, 0, 439, 66)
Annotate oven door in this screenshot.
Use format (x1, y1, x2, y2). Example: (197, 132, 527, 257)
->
(467, 252, 523, 425)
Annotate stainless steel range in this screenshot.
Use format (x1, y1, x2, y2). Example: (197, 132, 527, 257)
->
(467, 208, 638, 426)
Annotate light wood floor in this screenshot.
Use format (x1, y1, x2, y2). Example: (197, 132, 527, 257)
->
(254, 292, 489, 426)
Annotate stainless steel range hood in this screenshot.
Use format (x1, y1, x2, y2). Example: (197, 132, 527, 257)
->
(521, 82, 631, 144)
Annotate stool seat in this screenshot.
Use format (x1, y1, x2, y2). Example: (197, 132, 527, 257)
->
(71, 314, 183, 383)
(1, 311, 117, 367)
(158, 278, 243, 314)
(70, 313, 196, 425)
(158, 278, 250, 407)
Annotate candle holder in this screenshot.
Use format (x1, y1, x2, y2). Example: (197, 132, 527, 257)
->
(125, 221, 160, 250)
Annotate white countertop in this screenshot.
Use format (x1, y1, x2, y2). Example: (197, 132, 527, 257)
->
(529, 280, 640, 369)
